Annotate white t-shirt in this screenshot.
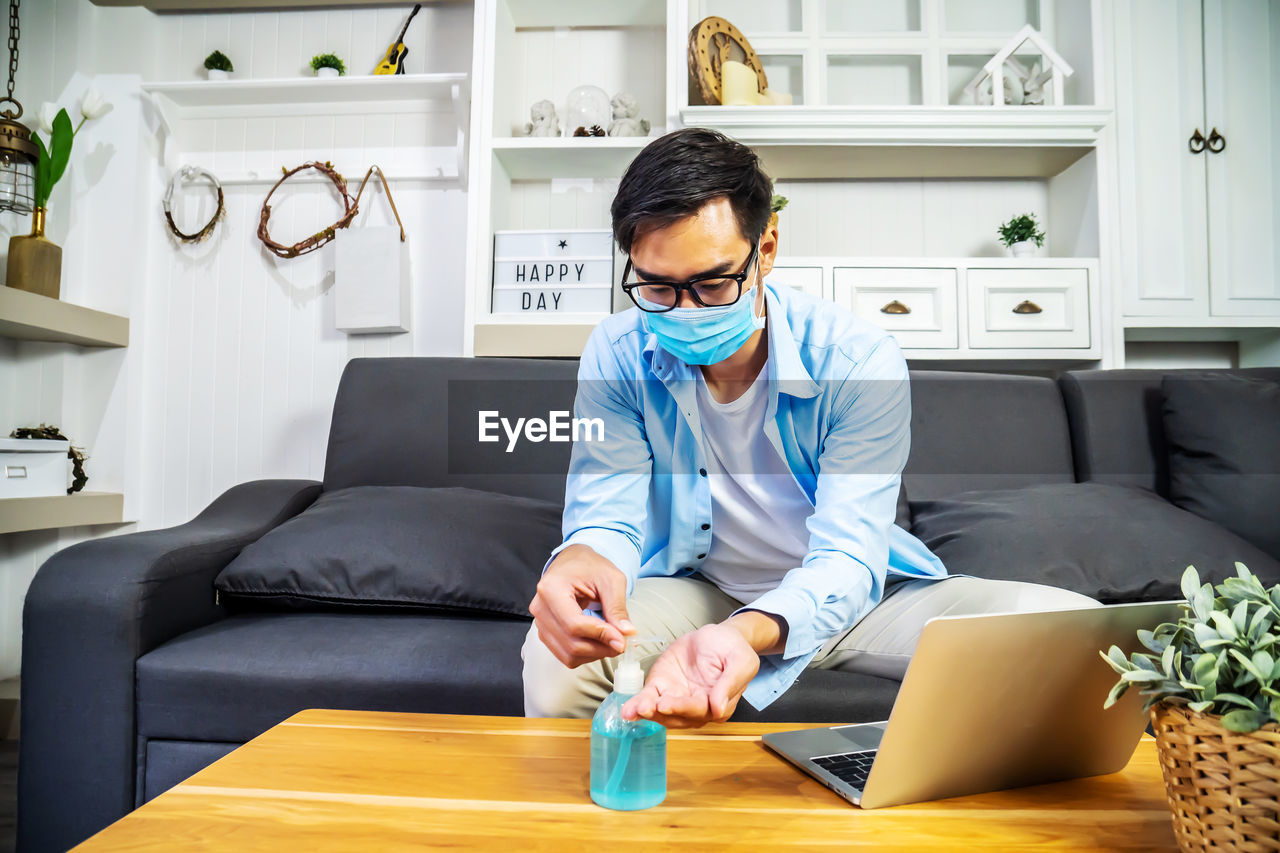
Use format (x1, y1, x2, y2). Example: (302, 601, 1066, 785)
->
(694, 364, 814, 605)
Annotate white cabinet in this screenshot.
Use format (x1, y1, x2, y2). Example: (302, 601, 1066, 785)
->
(1116, 0, 1280, 321)
(767, 257, 1099, 358)
(464, 0, 1112, 360)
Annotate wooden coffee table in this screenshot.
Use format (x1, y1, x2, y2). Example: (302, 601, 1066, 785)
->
(74, 709, 1176, 850)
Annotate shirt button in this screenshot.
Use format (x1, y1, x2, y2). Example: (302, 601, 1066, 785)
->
(699, 468, 707, 477)
(697, 553, 707, 559)
(701, 523, 710, 530)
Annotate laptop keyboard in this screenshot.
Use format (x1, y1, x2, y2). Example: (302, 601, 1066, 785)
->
(812, 750, 877, 790)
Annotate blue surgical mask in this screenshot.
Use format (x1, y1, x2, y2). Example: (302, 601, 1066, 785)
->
(640, 284, 766, 366)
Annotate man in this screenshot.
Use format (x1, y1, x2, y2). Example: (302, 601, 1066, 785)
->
(522, 129, 1098, 727)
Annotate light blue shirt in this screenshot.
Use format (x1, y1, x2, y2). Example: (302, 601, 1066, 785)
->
(549, 281, 948, 710)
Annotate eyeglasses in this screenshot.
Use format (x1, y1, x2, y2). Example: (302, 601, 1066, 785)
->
(621, 243, 759, 313)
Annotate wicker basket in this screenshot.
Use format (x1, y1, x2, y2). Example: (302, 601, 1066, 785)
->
(1150, 703, 1280, 851)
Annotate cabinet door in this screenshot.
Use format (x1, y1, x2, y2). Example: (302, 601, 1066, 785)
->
(1203, 0, 1280, 316)
(1115, 0, 1210, 317)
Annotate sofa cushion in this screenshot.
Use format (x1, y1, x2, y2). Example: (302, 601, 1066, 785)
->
(1162, 375, 1280, 560)
(214, 485, 561, 618)
(135, 613, 899, 744)
(904, 371, 1075, 501)
(910, 482, 1280, 602)
(136, 612, 534, 742)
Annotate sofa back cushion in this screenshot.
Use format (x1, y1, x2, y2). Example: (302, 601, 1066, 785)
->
(215, 485, 562, 618)
(323, 358, 1076, 506)
(1060, 368, 1280, 497)
(903, 371, 1075, 501)
(324, 357, 580, 505)
(1162, 374, 1280, 559)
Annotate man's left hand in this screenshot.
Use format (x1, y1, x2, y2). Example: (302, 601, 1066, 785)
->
(620, 623, 760, 728)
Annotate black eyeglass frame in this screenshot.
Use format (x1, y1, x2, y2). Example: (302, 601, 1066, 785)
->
(620, 242, 760, 313)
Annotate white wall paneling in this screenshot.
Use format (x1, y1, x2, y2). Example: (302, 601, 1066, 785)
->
(0, 0, 474, 680)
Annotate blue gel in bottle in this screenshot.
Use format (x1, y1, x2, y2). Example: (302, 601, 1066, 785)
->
(590, 643, 666, 810)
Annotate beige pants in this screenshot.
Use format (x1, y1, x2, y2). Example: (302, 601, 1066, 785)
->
(521, 574, 1101, 718)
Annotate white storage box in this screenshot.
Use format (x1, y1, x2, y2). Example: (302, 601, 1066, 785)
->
(492, 229, 614, 316)
(0, 437, 71, 498)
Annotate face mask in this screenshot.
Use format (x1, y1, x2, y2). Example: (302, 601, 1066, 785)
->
(640, 282, 766, 366)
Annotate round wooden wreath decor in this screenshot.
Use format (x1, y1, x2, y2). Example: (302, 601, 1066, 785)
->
(162, 165, 226, 244)
(687, 16, 769, 105)
(257, 160, 359, 259)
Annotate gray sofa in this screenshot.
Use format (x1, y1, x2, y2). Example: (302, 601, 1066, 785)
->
(18, 358, 1280, 852)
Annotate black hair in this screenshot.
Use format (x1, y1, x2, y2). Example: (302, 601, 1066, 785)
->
(610, 128, 773, 254)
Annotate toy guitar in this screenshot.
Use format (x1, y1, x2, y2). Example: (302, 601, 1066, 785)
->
(374, 4, 422, 75)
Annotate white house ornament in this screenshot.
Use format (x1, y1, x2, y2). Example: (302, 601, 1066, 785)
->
(962, 25, 1074, 107)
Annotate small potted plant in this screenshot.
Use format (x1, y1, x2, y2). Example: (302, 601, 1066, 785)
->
(1101, 564, 1280, 851)
(769, 193, 788, 231)
(997, 212, 1045, 258)
(203, 50, 233, 81)
(310, 53, 347, 79)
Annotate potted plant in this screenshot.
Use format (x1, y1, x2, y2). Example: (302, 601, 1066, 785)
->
(769, 193, 788, 231)
(203, 50, 233, 80)
(997, 212, 1045, 258)
(310, 53, 347, 79)
(1101, 564, 1280, 851)
(6, 85, 111, 300)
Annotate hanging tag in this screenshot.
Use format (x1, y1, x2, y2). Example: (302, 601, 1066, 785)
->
(335, 226, 411, 334)
(334, 166, 411, 334)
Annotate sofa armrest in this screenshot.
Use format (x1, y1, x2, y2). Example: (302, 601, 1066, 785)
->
(18, 478, 322, 853)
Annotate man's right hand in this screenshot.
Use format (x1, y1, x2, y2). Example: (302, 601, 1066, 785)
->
(529, 544, 636, 668)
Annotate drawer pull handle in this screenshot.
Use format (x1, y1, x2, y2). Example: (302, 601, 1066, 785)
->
(5, 465, 28, 478)
(880, 300, 911, 315)
(1013, 300, 1043, 314)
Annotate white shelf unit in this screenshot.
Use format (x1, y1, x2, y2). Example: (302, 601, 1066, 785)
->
(766, 256, 1101, 360)
(142, 73, 471, 185)
(685, 0, 1096, 109)
(464, 0, 1115, 362)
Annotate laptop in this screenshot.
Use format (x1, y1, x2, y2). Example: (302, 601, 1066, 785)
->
(762, 600, 1182, 809)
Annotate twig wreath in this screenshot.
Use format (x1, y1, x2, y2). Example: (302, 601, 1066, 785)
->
(257, 161, 405, 258)
(162, 165, 226, 243)
(257, 160, 358, 258)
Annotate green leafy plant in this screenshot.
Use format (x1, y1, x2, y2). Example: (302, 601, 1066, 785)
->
(203, 50, 233, 72)
(771, 193, 789, 214)
(33, 85, 111, 210)
(310, 53, 347, 75)
(996, 212, 1045, 248)
(1101, 564, 1280, 733)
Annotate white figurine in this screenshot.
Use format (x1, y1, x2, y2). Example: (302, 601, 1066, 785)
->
(523, 99, 561, 137)
(607, 92, 651, 137)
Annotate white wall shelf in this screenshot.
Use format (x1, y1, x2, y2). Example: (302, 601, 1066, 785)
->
(142, 72, 472, 183)
(492, 138, 651, 180)
(0, 287, 129, 348)
(0, 493, 127, 535)
(681, 105, 1106, 178)
(473, 321, 599, 357)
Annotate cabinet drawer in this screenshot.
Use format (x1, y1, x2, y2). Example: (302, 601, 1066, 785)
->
(967, 268, 1090, 349)
(766, 266, 823, 299)
(832, 267, 958, 349)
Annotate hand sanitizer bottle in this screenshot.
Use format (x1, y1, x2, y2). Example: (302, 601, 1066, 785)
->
(590, 641, 666, 810)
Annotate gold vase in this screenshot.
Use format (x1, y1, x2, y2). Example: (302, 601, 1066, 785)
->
(6, 207, 62, 299)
